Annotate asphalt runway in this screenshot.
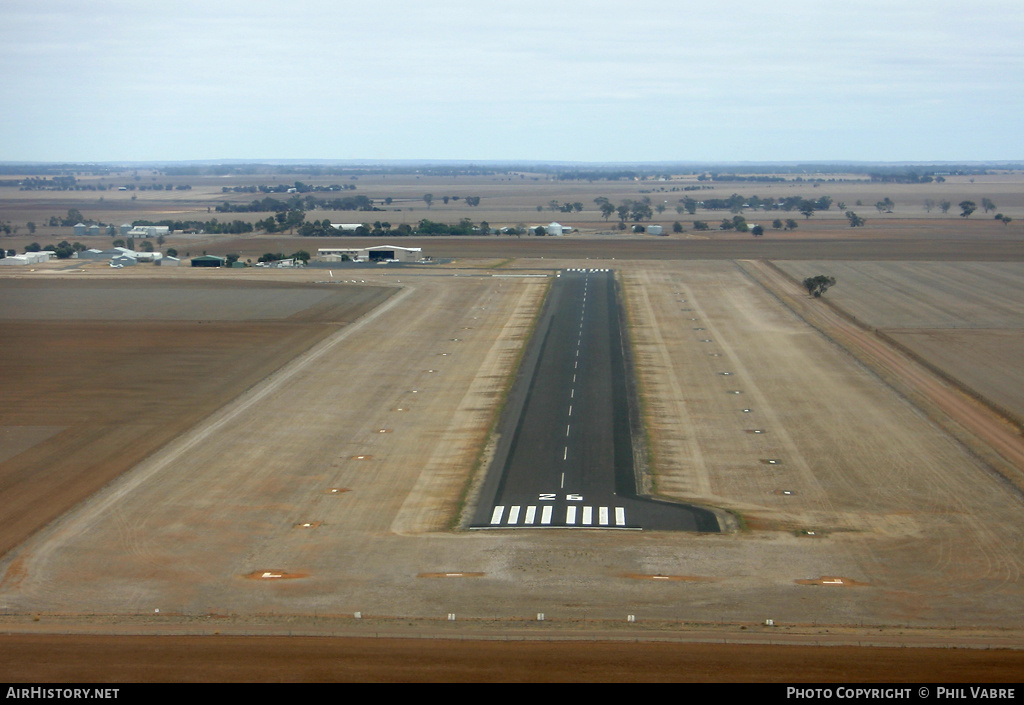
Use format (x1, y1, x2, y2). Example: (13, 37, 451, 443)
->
(473, 269, 719, 532)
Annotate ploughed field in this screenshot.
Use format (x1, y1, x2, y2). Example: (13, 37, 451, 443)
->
(0, 278, 395, 557)
(774, 261, 1024, 426)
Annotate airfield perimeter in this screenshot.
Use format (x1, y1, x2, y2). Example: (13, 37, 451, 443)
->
(3, 232, 1024, 680)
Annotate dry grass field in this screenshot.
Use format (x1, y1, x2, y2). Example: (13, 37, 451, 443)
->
(2, 167, 1024, 681)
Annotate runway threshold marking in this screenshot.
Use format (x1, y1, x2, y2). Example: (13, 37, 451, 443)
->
(489, 505, 628, 527)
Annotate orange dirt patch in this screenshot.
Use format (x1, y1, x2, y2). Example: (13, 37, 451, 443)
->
(243, 570, 309, 581)
(795, 576, 870, 587)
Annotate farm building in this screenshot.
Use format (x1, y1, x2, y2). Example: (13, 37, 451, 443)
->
(76, 248, 109, 260)
(128, 225, 170, 239)
(191, 255, 226, 267)
(0, 251, 56, 266)
(317, 245, 423, 263)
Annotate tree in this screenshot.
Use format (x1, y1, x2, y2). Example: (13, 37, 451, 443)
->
(995, 214, 1013, 226)
(959, 200, 977, 218)
(940, 200, 952, 214)
(982, 197, 996, 213)
(673, 221, 684, 233)
(772, 218, 784, 230)
(845, 210, 866, 227)
(423, 193, 434, 209)
(784, 219, 799, 231)
(803, 275, 836, 298)
(751, 224, 764, 237)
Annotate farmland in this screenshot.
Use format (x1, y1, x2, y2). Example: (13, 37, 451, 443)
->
(1, 165, 1024, 681)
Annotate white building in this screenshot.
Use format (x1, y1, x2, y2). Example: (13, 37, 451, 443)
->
(0, 251, 55, 266)
(317, 244, 423, 263)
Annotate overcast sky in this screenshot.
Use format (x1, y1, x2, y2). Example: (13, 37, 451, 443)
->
(2, 0, 1022, 164)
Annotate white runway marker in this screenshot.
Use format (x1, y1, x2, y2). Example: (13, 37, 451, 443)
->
(566, 506, 577, 524)
(490, 506, 504, 524)
(541, 506, 553, 524)
(508, 506, 521, 524)
(616, 507, 626, 526)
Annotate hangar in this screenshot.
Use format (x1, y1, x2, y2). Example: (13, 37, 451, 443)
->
(317, 245, 423, 263)
(191, 255, 226, 268)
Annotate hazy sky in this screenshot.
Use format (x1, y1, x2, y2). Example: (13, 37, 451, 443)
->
(2, 0, 1022, 163)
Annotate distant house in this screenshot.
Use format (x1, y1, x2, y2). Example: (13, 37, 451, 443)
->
(127, 225, 170, 239)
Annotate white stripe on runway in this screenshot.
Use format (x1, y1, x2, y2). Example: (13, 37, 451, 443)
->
(508, 505, 520, 524)
(566, 506, 577, 524)
(541, 506, 553, 525)
(490, 506, 504, 524)
(599, 507, 609, 525)
(582, 506, 593, 525)
(525, 506, 536, 524)
(616, 507, 626, 526)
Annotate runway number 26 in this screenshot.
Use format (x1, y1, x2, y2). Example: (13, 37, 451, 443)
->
(539, 494, 583, 501)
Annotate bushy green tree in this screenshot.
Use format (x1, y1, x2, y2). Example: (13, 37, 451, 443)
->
(803, 275, 837, 298)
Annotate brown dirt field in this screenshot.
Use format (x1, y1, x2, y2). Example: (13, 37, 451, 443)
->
(204, 232, 1024, 265)
(0, 279, 395, 557)
(3, 244, 1024, 681)
(3, 633, 1024, 683)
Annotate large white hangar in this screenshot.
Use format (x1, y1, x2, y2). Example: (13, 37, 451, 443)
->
(317, 245, 423, 263)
